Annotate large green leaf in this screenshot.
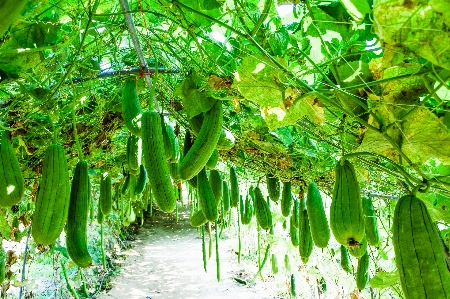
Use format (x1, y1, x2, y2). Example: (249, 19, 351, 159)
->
(232, 55, 324, 131)
(174, 74, 217, 118)
(268, 27, 289, 57)
(369, 271, 400, 289)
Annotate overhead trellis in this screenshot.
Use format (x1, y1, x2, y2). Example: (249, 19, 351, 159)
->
(0, 0, 449, 203)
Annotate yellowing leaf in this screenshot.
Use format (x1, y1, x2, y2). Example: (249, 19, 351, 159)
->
(402, 107, 450, 164)
(232, 56, 324, 131)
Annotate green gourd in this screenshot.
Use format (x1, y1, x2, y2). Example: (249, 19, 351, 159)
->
(32, 144, 70, 246)
(306, 182, 330, 248)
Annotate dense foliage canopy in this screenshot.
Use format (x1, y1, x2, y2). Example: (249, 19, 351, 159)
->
(1, 0, 450, 298)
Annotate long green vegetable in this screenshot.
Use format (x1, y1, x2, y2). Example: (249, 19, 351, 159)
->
(250, 243, 271, 286)
(201, 225, 207, 272)
(215, 220, 220, 282)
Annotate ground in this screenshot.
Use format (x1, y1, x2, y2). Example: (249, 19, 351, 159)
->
(97, 204, 283, 299)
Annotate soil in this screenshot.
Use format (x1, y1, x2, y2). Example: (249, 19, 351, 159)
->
(97, 204, 283, 299)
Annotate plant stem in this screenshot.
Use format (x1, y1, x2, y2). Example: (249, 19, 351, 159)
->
(118, 0, 159, 112)
(208, 222, 213, 259)
(250, 243, 271, 286)
(69, 102, 84, 161)
(251, 0, 272, 36)
(79, 268, 89, 297)
(60, 260, 80, 299)
(215, 220, 220, 282)
(201, 225, 207, 272)
(18, 227, 31, 299)
(100, 223, 106, 270)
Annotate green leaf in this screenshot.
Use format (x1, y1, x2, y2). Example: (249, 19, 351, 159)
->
(419, 192, 450, 223)
(232, 55, 324, 131)
(199, 0, 222, 10)
(369, 271, 400, 289)
(402, 108, 450, 165)
(338, 0, 371, 22)
(0, 209, 11, 240)
(174, 73, 217, 118)
(268, 27, 289, 57)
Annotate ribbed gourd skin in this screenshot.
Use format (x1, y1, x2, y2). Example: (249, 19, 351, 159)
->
(340, 245, 352, 273)
(188, 112, 235, 150)
(356, 252, 370, 290)
(254, 186, 272, 230)
(161, 115, 179, 163)
(209, 169, 222, 204)
(126, 135, 140, 172)
(240, 195, 253, 225)
(179, 101, 223, 180)
(330, 159, 365, 246)
(306, 182, 330, 248)
(206, 149, 219, 170)
(266, 174, 280, 202)
(141, 111, 176, 213)
(0, 130, 24, 207)
(222, 181, 230, 214)
(134, 164, 148, 195)
(66, 160, 93, 268)
(99, 172, 112, 216)
(190, 209, 208, 227)
(122, 79, 143, 137)
(298, 199, 314, 264)
(362, 196, 380, 247)
(281, 181, 293, 217)
(290, 215, 299, 246)
(197, 167, 218, 222)
(292, 199, 299, 229)
(32, 144, 70, 245)
(393, 194, 450, 299)
(229, 166, 239, 208)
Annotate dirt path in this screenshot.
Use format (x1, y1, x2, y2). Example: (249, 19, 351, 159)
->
(98, 205, 282, 299)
